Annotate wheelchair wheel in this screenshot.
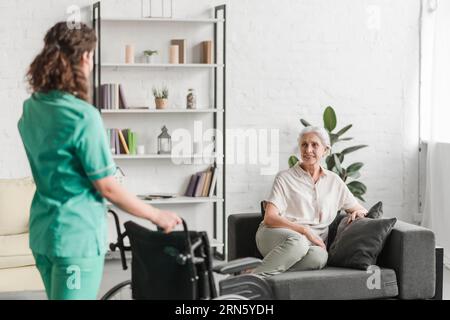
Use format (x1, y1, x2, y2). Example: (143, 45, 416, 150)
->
(101, 280, 132, 300)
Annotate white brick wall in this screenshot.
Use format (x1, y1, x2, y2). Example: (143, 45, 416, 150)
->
(1, 0, 420, 232)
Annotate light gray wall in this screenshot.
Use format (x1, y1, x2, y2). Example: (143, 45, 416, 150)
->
(0, 0, 420, 232)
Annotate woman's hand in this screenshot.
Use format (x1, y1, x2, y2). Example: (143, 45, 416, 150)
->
(152, 208, 182, 234)
(304, 228, 327, 250)
(347, 209, 368, 224)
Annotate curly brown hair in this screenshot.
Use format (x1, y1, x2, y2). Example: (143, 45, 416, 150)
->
(27, 22, 97, 102)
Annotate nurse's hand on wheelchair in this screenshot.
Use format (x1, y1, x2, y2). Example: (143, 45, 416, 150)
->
(151, 208, 182, 234)
(92, 176, 182, 234)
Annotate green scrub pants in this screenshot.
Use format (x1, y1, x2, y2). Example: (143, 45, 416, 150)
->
(33, 253, 105, 300)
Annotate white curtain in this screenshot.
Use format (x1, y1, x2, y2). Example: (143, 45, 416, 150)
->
(420, 0, 450, 266)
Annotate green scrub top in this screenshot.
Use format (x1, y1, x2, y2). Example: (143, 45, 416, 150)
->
(18, 90, 116, 258)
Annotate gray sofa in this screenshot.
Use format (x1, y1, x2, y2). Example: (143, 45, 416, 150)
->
(227, 212, 441, 300)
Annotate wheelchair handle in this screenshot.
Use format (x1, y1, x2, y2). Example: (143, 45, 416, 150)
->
(157, 218, 189, 233)
(158, 218, 194, 262)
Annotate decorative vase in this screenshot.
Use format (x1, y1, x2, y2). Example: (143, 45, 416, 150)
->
(155, 98, 168, 109)
(145, 55, 154, 64)
(169, 45, 179, 64)
(125, 44, 135, 64)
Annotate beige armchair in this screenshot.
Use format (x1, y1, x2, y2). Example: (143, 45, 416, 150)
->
(0, 178, 44, 292)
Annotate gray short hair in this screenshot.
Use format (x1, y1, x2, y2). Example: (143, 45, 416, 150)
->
(298, 126, 331, 150)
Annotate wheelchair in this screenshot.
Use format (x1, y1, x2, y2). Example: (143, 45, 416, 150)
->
(101, 209, 273, 300)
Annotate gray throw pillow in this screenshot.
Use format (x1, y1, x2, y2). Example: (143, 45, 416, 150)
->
(326, 201, 384, 250)
(327, 216, 397, 270)
(366, 201, 383, 219)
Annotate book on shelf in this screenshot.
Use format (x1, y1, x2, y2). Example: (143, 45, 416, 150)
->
(115, 129, 120, 155)
(118, 85, 128, 109)
(201, 168, 213, 197)
(128, 130, 136, 155)
(184, 174, 197, 197)
(122, 129, 130, 154)
(185, 172, 201, 197)
(100, 84, 128, 110)
(184, 166, 217, 198)
(107, 128, 112, 154)
(208, 167, 218, 197)
(194, 172, 206, 197)
(118, 130, 130, 155)
(107, 128, 137, 155)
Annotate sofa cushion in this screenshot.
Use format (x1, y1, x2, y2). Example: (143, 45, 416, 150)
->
(0, 177, 35, 235)
(0, 233, 35, 269)
(0, 265, 44, 292)
(267, 267, 398, 300)
(328, 217, 397, 270)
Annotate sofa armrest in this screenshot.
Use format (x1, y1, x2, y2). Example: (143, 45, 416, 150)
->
(377, 220, 436, 299)
(228, 213, 263, 260)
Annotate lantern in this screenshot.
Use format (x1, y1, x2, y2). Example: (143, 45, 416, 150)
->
(158, 126, 172, 155)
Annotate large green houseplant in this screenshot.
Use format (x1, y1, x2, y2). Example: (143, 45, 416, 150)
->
(288, 106, 368, 201)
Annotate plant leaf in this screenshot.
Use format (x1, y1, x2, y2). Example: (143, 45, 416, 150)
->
(323, 106, 337, 132)
(338, 137, 353, 142)
(347, 162, 364, 173)
(326, 154, 335, 170)
(347, 171, 361, 179)
(341, 145, 368, 155)
(326, 153, 344, 171)
(348, 185, 365, 197)
(347, 181, 367, 194)
(341, 168, 348, 182)
(333, 154, 343, 174)
(329, 133, 339, 146)
(355, 194, 365, 202)
(300, 119, 312, 127)
(336, 124, 352, 137)
(288, 155, 299, 168)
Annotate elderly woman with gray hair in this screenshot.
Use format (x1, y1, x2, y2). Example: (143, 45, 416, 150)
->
(253, 126, 368, 277)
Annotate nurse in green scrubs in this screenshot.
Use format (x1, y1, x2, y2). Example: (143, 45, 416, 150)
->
(18, 22, 182, 300)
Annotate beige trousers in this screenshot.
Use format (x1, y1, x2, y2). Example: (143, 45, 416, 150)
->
(253, 223, 328, 277)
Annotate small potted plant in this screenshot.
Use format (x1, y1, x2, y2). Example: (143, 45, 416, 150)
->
(152, 86, 169, 109)
(143, 50, 158, 63)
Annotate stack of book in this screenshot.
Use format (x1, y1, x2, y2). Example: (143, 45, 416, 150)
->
(107, 128, 137, 155)
(184, 167, 218, 198)
(100, 83, 128, 109)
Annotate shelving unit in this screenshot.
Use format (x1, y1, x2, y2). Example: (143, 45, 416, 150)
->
(112, 154, 220, 160)
(92, 2, 227, 259)
(101, 17, 224, 23)
(102, 63, 224, 68)
(101, 109, 223, 114)
(106, 196, 223, 205)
